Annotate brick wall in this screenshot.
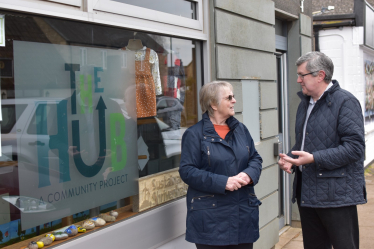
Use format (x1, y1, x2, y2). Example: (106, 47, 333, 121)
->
(273, 0, 313, 17)
(318, 26, 374, 165)
(312, 0, 353, 15)
(319, 26, 364, 105)
(367, 1, 374, 8)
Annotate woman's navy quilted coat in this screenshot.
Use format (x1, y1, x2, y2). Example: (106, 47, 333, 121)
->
(179, 113, 262, 245)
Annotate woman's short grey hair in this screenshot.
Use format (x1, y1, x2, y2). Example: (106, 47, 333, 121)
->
(199, 81, 233, 117)
(296, 52, 334, 83)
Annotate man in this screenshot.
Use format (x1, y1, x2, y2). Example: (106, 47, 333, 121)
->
(279, 52, 366, 249)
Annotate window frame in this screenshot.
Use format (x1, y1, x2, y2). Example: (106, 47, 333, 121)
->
(0, 0, 212, 246)
(0, 0, 207, 40)
(46, 0, 81, 7)
(91, 0, 203, 31)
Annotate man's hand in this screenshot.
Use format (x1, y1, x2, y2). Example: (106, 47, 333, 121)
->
(236, 172, 252, 185)
(278, 153, 293, 174)
(280, 151, 314, 167)
(225, 176, 247, 191)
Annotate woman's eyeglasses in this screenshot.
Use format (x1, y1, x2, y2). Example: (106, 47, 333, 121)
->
(224, 95, 235, 101)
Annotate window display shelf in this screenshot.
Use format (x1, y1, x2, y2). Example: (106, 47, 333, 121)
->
(7, 205, 137, 249)
(0, 162, 17, 168)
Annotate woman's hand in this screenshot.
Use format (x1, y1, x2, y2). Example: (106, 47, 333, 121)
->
(225, 176, 247, 191)
(236, 172, 252, 185)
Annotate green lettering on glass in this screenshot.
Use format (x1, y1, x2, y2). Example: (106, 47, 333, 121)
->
(110, 113, 127, 172)
(80, 74, 93, 114)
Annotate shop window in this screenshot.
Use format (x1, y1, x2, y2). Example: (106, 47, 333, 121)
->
(0, 10, 201, 248)
(1, 104, 27, 134)
(27, 104, 55, 135)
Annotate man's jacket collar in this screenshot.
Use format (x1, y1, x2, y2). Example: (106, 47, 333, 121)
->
(297, 80, 340, 105)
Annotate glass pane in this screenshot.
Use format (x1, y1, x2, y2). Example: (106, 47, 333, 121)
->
(111, 0, 197, 20)
(365, 60, 374, 127)
(1, 104, 27, 134)
(366, 6, 374, 48)
(0, 10, 200, 248)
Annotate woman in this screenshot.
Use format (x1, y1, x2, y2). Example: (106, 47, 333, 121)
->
(179, 81, 263, 249)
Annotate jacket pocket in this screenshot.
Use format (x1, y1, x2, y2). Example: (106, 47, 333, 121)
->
(246, 195, 261, 232)
(316, 168, 346, 201)
(191, 195, 215, 205)
(248, 194, 262, 206)
(188, 195, 217, 235)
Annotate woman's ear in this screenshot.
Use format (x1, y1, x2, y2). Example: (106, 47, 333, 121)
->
(210, 104, 217, 111)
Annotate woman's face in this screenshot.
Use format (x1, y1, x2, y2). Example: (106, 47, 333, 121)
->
(215, 87, 236, 118)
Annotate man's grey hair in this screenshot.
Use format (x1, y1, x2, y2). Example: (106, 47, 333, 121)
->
(199, 81, 233, 117)
(296, 51, 334, 83)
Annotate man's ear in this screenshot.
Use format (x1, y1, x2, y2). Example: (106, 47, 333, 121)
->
(318, 70, 326, 82)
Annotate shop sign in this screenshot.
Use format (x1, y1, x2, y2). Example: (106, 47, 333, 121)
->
(13, 41, 138, 230)
(135, 168, 188, 212)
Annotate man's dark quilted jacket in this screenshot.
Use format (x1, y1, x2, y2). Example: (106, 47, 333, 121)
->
(289, 80, 367, 208)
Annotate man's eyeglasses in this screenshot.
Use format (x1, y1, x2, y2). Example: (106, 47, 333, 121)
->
(224, 95, 235, 101)
(297, 70, 320, 79)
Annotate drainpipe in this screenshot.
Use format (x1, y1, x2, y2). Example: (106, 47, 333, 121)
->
(300, 0, 305, 13)
(314, 28, 320, 51)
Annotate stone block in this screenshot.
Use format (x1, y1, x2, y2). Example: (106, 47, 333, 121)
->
(301, 36, 312, 56)
(254, 137, 278, 168)
(234, 113, 243, 123)
(215, 9, 275, 52)
(227, 80, 243, 113)
(215, 0, 275, 25)
(260, 109, 279, 139)
(254, 218, 279, 249)
(255, 164, 278, 200)
(259, 191, 278, 228)
(216, 45, 276, 80)
(260, 81, 278, 109)
(300, 13, 312, 37)
(242, 80, 260, 143)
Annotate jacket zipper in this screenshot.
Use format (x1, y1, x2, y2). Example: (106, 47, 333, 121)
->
(207, 146, 211, 166)
(191, 195, 214, 203)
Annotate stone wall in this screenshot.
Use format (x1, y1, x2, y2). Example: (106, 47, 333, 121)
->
(312, 0, 354, 15)
(274, 0, 313, 17)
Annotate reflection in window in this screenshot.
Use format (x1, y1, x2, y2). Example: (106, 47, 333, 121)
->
(1, 104, 27, 134)
(27, 104, 55, 135)
(0, 10, 201, 248)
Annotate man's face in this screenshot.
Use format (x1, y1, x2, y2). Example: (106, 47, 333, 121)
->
(297, 62, 320, 97)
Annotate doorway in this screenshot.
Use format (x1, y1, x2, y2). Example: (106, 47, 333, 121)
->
(276, 52, 291, 230)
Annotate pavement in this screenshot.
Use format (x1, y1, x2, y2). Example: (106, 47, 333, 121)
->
(275, 164, 374, 249)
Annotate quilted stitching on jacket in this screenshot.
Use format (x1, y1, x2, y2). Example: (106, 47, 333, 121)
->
(290, 81, 367, 208)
